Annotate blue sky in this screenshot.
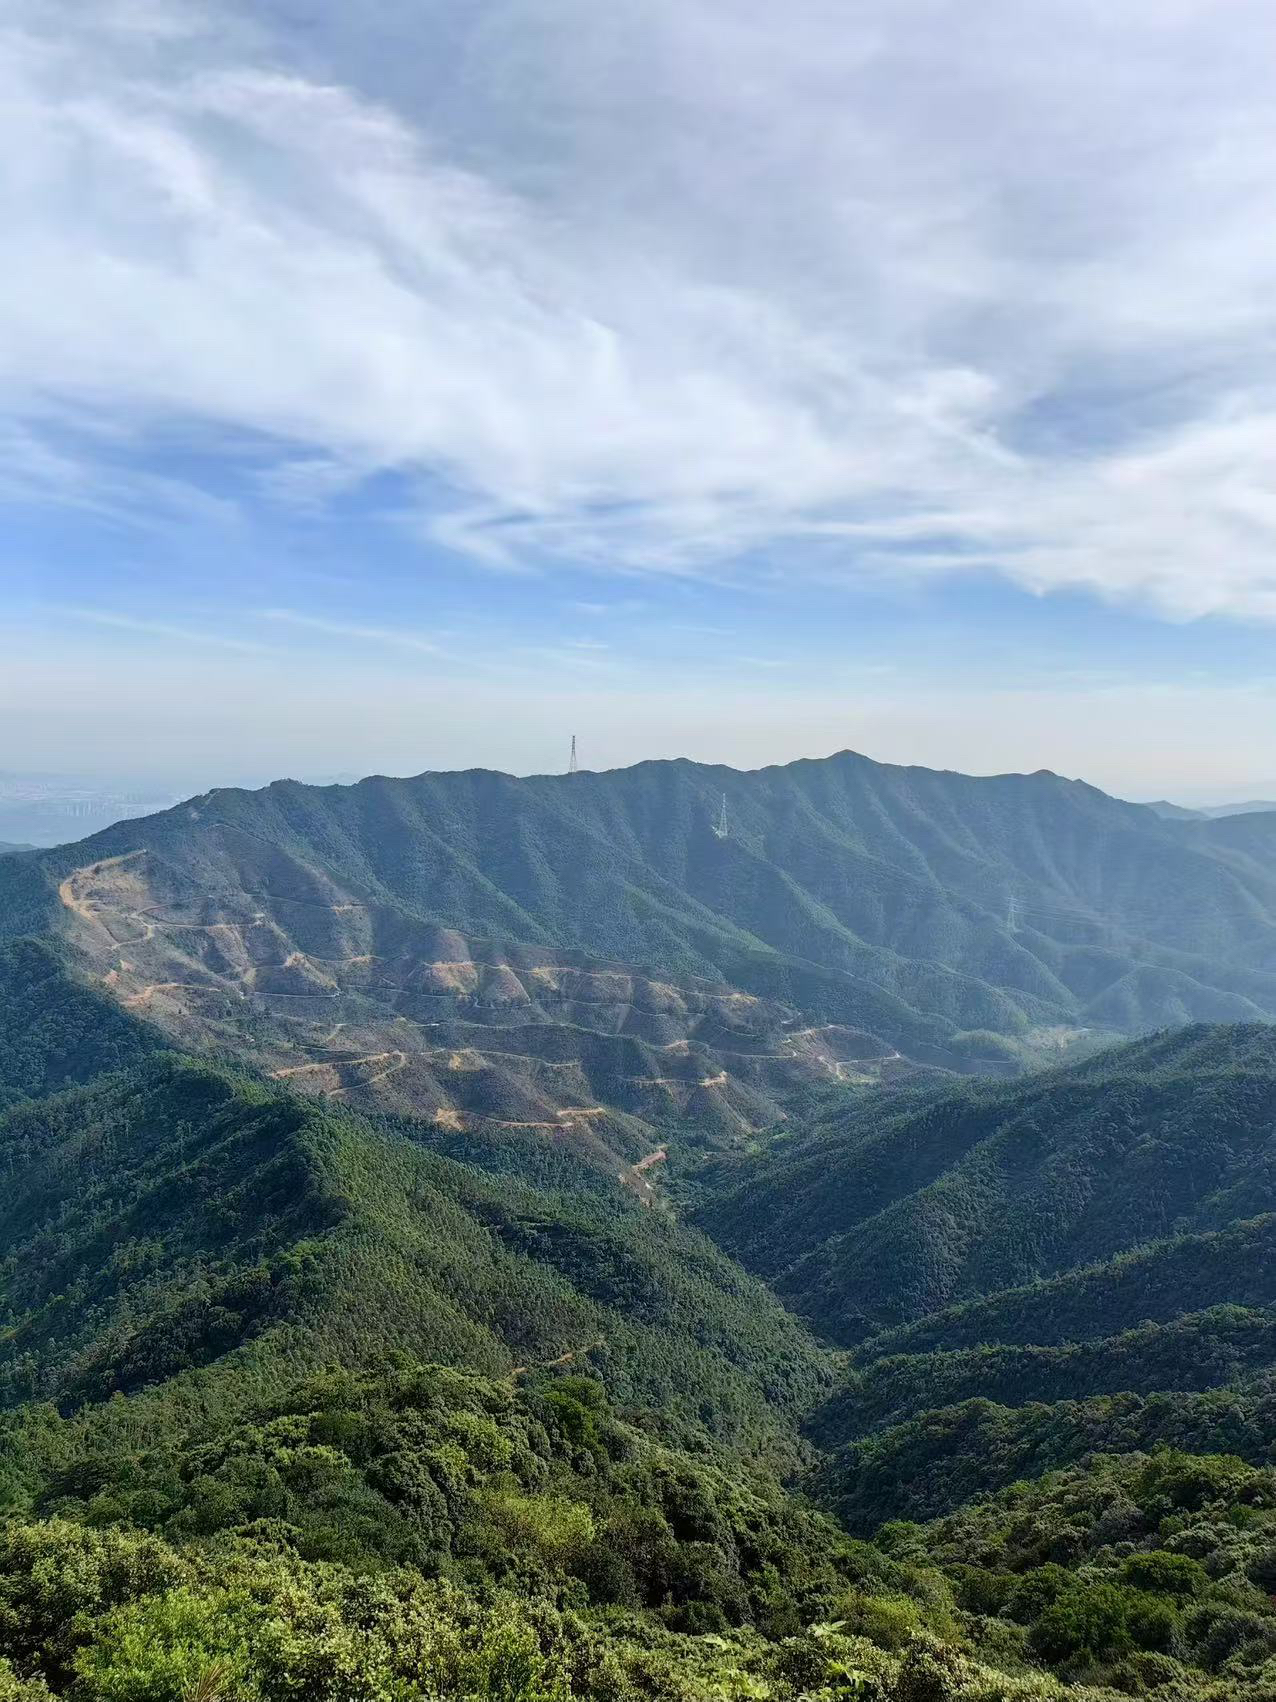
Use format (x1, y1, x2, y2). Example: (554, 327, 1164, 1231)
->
(4, 0, 1276, 799)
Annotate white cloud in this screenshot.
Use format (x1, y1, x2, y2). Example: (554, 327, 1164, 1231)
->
(2, 0, 1276, 616)
(63, 607, 277, 653)
(258, 609, 441, 653)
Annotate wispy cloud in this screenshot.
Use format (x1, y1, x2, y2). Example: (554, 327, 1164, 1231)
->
(3, 0, 1276, 619)
(569, 598, 648, 618)
(258, 609, 441, 653)
(62, 607, 276, 653)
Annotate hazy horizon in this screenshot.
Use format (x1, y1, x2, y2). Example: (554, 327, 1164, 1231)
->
(5, 746, 1276, 836)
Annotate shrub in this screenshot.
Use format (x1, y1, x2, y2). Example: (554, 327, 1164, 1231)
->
(73, 1589, 254, 1702)
(1029, 1581, 1132, 1664)
(1121, 1551, 1207, 1600)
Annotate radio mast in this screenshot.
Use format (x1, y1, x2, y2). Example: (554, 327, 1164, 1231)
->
(568, 735, 579, 775)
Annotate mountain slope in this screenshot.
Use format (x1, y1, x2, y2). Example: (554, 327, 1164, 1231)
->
(0, 1054, 828, 1463)
(8, 750, 1276, 1186)
(0, 1038, 1009, 1698)
(688, 1025, 1276, 1527)
(695, 1023, 1276, 1343)
(2, 1043, 1276, 1700)
(0, 937, 157, 1111)
(8, 890, 1276, 1691)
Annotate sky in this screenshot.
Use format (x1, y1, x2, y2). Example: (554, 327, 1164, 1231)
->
(3, 0, 1276, 802)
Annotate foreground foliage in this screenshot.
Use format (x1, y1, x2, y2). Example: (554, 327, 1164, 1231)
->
(1, 970, 1276, 1696)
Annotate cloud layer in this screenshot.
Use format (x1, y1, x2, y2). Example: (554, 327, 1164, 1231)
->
(4, 0, 1276, 615)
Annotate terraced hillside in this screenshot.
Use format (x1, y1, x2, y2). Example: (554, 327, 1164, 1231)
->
(34, 843, 902, 1185)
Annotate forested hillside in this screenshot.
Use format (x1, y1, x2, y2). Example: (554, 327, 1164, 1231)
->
(0, 1054, 828, 1461)
(697, 1024, 1276, 1341)
(0, 1024, 1273, 1695)
(0, 959, 1213, 1701)
(693, 1026, 1276, 1558)
(0, 938, 157, 1110)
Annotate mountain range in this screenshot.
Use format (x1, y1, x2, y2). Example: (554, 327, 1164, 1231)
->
(6, 750, 1276, 1184)
(1147, 799, 1276, 821)
(2, 750, 1276, 1697)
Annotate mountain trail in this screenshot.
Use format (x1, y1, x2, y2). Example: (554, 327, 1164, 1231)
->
(510, 1338, 606, 1379)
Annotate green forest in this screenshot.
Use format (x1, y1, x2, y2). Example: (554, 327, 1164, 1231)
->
(3, 758, 1276, 1698)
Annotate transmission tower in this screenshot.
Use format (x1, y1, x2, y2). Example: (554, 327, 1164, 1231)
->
(568, 735, 578, 775)
(1007, 894, 1020, 934)
(712, 792, 729, 839)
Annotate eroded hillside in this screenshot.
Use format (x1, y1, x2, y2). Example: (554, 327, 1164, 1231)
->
(48, 837, 896, 1187)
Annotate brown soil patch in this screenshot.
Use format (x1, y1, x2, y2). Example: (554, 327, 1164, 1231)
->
(57, 849, 147, 929)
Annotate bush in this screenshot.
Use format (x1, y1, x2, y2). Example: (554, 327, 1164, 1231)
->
(840, 1593, 927, 1652)
(1121, 1551, 1207, 1600)
(1005, 1564, 1071, 1624)
(1125, 1593, 1180, 1654)
(1029, 1581, 1132, 1664)
(949, 1565, 1014, 1616)
(0, 1521, 186, 1687)
(73, 1589, 254, 1702)
(1138, 1452, 1256, 1515)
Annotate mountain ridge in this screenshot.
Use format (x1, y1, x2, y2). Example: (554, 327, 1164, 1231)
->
(5, 746, 1276, 1187)
(14, 748, 1276, 1034)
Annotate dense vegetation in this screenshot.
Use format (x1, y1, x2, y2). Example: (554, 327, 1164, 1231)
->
(692, 1028, 1276, 1565)
(697, 1024, 1276, 1344)
(0, 984, 1082, 1700)
(0, 1055, 827, 1463)
(0, 941, 155, 1112)
(891, 1449, 1276, 1695)
(4, 764, 1276, 1696)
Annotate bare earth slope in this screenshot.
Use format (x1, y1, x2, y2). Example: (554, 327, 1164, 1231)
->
(30, 828, 894, 1187)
